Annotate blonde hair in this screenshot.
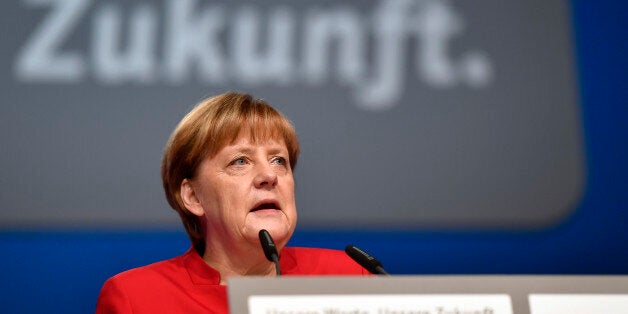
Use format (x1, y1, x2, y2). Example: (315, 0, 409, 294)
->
(161, 92, 300, 254)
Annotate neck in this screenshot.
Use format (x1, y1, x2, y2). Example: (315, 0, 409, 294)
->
(201, 237, 278, 285)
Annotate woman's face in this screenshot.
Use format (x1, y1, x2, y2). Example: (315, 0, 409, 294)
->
(182, 132, 297, 250)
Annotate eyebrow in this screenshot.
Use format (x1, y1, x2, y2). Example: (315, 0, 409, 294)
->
(228, 145, 287, 155)
(232, 147, 254, 155)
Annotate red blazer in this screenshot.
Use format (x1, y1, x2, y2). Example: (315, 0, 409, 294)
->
(96, 247, 368, 313)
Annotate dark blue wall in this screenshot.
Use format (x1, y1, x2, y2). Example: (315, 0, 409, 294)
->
(0, 1, 626, 313)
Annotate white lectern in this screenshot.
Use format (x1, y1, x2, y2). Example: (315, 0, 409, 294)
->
(228, 276, 628, 314)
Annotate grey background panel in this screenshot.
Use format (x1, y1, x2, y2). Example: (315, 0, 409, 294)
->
(0, 0, 583, 229)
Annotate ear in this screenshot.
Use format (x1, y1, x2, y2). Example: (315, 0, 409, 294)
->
(180, 178, 205, 217)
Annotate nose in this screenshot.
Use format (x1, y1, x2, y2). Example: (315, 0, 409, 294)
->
(254, 163, 278, 189)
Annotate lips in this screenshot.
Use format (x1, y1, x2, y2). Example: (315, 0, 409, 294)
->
(250, 200, 281, 212)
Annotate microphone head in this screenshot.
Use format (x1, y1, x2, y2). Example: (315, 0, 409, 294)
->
(259, 229, 279, 262)
(345, 245, 384, 274)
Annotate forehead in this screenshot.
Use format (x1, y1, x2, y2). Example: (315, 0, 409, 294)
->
(220, 130, 288, 152)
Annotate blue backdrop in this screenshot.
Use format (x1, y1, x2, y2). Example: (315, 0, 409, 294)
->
(1, 1, 626, 313)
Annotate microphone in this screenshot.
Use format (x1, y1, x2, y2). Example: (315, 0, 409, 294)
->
(345, 245, 390, 275)
(258, 229, 281, 275)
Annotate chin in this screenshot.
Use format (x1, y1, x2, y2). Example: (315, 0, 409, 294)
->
(245, 222, 294, 248)
(266, 225, 293, 244)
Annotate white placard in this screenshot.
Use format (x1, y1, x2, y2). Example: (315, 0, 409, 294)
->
(248, 294, 512, 314)
(529, 294, 628, 314)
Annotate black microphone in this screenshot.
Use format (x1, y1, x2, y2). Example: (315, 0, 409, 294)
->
(345, 245, 390, 275)
(259, 229, 281, 275)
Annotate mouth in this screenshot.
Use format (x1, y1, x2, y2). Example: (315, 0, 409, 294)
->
(250, 200, 281, 213)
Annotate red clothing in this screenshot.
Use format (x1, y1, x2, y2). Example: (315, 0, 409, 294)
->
(96, 247, 368, 313)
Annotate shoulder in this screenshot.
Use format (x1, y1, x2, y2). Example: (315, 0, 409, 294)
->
(96, 254, 190, 313)
(281, 247, 368, 275)
(106, 254, 184, 287)
(97, 254, 185, 296)
(97, 249, 230, 313)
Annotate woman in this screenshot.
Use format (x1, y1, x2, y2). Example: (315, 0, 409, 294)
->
(96, 92, 367, 313)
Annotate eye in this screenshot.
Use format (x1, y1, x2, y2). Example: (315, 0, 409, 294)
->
(271, 156, 287, 166)
(230, 157, 247, 166)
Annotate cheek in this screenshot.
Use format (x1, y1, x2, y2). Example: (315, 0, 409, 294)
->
(215, 183, 252, 218)
(284, 180, 297, 218)
(288, 184, 296, 206)
(283, 174, 295, 192)
(198, 184, 232, 218)
(217, 187, 243, 209)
